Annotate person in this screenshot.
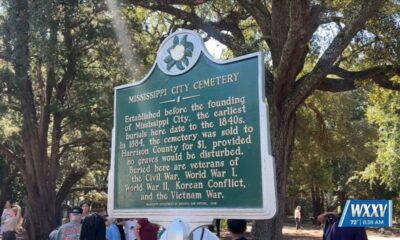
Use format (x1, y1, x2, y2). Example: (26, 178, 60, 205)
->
(1, 200, 13, 234)
(49, 229, 59, 240)
(3, 230, 17, 240)
(215, 219, 221, 237)
(134, 218, 158, 240)
(294, 206, 301, 230)
(191, 228, 218, 240)
(318, 206, 368, 240)
(208, 219, 221, 237)
(227, 219, 247, 240)
(318, 206, 338, 240)
(1, 201, 21, 240)
(330, 221, 368, 240)
(159, 227, 218, 240)
(80, 213, 106, 240)
(80, 200, 91, 222)
(106, 217, 121, 240)
(116, 219, 126, 240)
(124, 218, 137, 240)
(56, 206, 83, 240)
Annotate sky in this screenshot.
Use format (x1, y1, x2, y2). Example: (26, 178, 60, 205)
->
(205, 38, 227, 59)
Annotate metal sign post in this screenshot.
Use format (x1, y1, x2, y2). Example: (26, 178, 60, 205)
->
(108, 29, 277, 238)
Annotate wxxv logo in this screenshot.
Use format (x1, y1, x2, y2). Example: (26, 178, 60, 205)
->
(339, 200, 392, 227)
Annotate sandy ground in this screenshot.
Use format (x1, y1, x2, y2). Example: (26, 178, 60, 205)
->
(217, 224, 400, 239)
(282, 224, 400, 240)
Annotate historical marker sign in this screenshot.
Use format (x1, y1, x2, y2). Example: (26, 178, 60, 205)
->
(108, 29, 276, 226)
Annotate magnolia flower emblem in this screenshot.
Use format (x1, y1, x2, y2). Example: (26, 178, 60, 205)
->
(164, 35, 194, 71)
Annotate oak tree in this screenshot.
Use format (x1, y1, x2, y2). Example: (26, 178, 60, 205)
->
(123, 1, 400, 238)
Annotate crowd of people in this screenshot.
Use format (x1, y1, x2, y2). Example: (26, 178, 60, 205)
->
(0, 199, 247, 240)
(1, 199, 374, 240)
(0, 198, 248, 240)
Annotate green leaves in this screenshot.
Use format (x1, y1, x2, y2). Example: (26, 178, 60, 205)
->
(362, 88, 400, 191)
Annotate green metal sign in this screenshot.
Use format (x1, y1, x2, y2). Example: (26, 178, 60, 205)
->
(108, 29, 276, 225)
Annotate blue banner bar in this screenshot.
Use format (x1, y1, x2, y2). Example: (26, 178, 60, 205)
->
(339, 200, 392, 227)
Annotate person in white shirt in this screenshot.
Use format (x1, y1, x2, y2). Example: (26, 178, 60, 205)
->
(294, 205, 301, 230)
(124, 219, 137, 240)
(1, 202, 21, 240)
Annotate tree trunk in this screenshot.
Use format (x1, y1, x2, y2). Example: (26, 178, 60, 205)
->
(8, 0, 83, 235)
(254, 106, 296, 240)
(11, 1, 59, 239)
(24, 192, 57, 240)
(311, 185, 322, 224)
(338, 190, 347, 213)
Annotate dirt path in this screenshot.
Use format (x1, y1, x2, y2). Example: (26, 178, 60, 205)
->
(283, 224, 400, 240)
(218, 224, 400, 240)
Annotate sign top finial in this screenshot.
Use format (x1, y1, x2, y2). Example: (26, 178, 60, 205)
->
(156, 29, 204, 76)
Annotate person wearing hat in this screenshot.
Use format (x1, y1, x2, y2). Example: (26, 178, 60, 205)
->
(56, 206, 83, 240)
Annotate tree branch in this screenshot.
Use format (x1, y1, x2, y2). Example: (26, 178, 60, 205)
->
(331, 65, 400, 81)
(57, 138, 110, 160)
(284, 0, 385, 116)
(50, 6, 79, 187)
(0, 144, 20, 163)
(56, 168, 87, 207)
(134, 0, 212, 5)
(237, 0, 272, 45)
(270, 0, 290, 66)
(317, 77, 356, 92)
(39, 20, 58, 155)
(274, 0, 310, 105)
(59, 138, 110, 149)
(371, 76, 400, 90)
(69, 186, 107, 193)
(317, 65, 400, 92)
(0, 144, 25, 171)
(170, 0, 211, 4)
(265, 67, 274, 102)
(319, 16, 343, 26)
(309, 4, 324, 37)
(129, 1, 249, 55)
(337, 39, 378, 64)
(304, 102, 327, 141)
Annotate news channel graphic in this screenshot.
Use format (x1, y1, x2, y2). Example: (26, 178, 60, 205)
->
(339, 200, 393, 228)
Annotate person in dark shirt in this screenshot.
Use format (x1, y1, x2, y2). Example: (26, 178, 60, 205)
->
(227, 219, 247, 240)
(318, 209, 339, 240)
(318, 207, 368, 240)
(80, 213, 106, 240)
(331, 222, 368, 240)
(116, 219, 126, 240)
